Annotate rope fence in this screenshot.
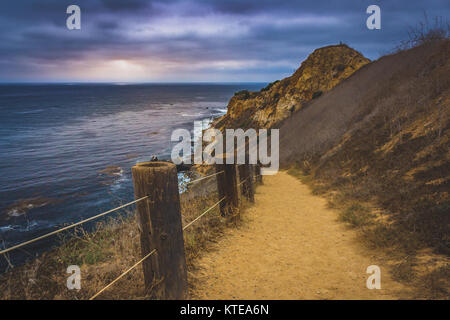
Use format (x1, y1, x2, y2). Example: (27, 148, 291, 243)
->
(89, 248, 157, 300)
(0, 195, 149, 256)
(238, 176, 251, 186)
(1, 161, 263, 300)
(90, 195, 227, 300)
(183, 197, 226, 231)
(185, 170, 224, 186)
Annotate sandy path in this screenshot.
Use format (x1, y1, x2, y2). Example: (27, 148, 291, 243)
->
(190, 171, 412, 299)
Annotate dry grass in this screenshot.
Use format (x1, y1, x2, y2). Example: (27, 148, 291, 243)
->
(280, 39, 449, 299)
(396, 14, 449, 51)
(338, 204, 373, 228)
(0, 183, 252, 300)
(287, 165, 449, 299)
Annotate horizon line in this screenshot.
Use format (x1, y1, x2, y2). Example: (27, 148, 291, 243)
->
(0, 81, 269, 85)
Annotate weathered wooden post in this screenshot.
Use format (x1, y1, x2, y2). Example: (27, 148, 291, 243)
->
(132, 161, 187, 300)
(254, 162, 263, 184)
(239, 164, 255, 203)
(215, 154, 239, 216)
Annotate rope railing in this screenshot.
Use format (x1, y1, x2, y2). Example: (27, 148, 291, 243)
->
(183, 197, 226, 231)
(90, 196, 226, 300)
(1, 170, 226, 257)
(238, 176, 252, 186)
(0, 195, 149, 256)
(89, 248, 157, 300)
(2, 162, 262, 299)
(185, 170, 224, 186)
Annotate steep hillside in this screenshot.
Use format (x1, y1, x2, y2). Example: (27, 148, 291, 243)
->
(214, 44, 370, 129)
(278, 40, 449, 295)
(280, 40, 449, 166)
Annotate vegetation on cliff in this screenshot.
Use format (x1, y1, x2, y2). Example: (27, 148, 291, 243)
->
(214, 44, 370, 129)
(281, 39, 449, 298)
(0, 190, 247, 299)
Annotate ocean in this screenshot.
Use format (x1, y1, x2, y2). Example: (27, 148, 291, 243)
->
(0, 83, 265, 268)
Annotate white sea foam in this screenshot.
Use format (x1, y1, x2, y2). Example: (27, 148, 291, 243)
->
(15, 109, 44, 114)
(0, 220, 39, 233)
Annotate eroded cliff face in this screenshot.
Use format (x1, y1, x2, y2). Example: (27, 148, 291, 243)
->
(215, 44, 370, 129)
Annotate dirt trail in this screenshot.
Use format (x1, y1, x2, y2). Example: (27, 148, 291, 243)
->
(190, 171, 412, 299)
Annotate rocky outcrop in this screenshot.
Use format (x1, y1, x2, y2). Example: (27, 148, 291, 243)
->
(215, 44, 370, 129)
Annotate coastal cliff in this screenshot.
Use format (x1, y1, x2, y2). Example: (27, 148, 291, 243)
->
(214, 44, 370, 129)
(279, 40, 450, 296)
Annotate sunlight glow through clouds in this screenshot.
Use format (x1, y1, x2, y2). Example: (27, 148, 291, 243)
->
(2, 0, 445, 82)
(53, 59, 153, 82)
(48, 57, 295, 82)
(86, 59, 148, 81)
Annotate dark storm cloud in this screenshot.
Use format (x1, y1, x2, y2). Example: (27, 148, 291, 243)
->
(0, 0, 448, 81)
(101, 0, 150, 11)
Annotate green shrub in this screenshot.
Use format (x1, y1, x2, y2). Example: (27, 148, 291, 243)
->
(339, 203, 373, 227)
(312, 90, 323, 99)
(335, 64, 346, 72)
(234, 90, 251, 99)
(261, 80, 280, 92)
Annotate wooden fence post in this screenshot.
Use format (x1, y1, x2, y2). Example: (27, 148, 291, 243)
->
(215, 154, 239, 216)
(239, 164, 255, 203)
(132, 161, 187, 300)
(254, 162, 263, 184)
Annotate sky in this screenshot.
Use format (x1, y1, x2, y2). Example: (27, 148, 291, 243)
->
(0, 0, 448, 82)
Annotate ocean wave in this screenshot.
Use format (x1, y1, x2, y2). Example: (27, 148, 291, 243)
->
(98, 165, 124, 186)
(15, 109, 44, 115)
(0, 225, 13, 232)
(109, 172, 130, 192)
(179, 112, 204, 117)
(4, 197, 57, 218)
(0, 220, 39, 233)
